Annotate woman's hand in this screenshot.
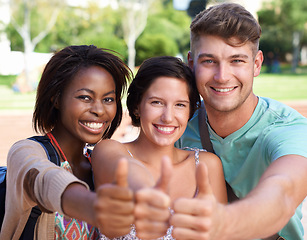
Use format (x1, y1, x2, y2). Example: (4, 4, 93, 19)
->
(94, 159, 135, 238)
(134, 157, 173, 239)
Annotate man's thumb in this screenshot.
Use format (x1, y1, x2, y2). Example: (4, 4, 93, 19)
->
(115, 158, 129, 187)
(155, 156, 173, 193)
(196, 162, 214, 198)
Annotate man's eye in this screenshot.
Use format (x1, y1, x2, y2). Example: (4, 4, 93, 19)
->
(202, 59, 214, 64)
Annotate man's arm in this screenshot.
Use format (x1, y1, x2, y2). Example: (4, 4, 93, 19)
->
(171, 155, 307, 240)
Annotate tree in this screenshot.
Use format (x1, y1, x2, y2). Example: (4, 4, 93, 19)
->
(43, 2, 127, 59)
(7, 0, 65, 91)
(5, 0, 194, 72)
(118, 0, 153, 71)
(135, 0, 191, 65)
(258, 0, 307, 72)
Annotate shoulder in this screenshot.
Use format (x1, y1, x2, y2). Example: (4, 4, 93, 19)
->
(92, 139, 129, 161)
(259, 97, 306, 121)
(8, 138, 48, 160)
(95, 138, 124, 149)
(252, 97, 307, 139)
(198, 151, 223, 170)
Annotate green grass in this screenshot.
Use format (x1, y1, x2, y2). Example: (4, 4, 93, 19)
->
(0, 75, 36, 112)
(0, 75, 17, 87)
(0, 86, 36, 111)
(254, 73, 307, 101)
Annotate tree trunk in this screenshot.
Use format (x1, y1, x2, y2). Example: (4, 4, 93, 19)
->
(291, 31, 300, 73)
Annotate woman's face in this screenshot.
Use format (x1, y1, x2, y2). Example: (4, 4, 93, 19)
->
(56, 65, 117, 145)
(137, 77, 190, 147)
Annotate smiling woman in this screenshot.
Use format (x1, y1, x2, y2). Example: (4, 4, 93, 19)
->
(1, 45, 133, 239)
(91, 56, 228, 239)
(54, 65, 117, 145)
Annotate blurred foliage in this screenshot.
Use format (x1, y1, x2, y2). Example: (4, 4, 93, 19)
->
(136, 1, 190, 65)
(5, 0, 191, 64)
(0, 75, 17, 87)
(258, 0, 307, 62)
(6, 0, 65, 51)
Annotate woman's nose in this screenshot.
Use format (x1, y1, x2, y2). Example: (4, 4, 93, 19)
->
(90, 101, 104, 116)
(161, 106, 173, 123)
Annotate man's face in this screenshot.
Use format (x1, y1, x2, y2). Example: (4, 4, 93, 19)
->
(188, 35, 263, 114)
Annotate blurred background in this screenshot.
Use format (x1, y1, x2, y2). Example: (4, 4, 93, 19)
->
(0, 0, 307, 165)
(0, 0, 307, 91)
(0, 0, 306, 237)
(0, 0, 307, 173)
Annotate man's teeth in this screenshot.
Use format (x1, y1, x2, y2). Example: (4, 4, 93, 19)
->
(84, 122, 103, 129)
(214, 87, 235, 92)
(157, 126, 175, 132)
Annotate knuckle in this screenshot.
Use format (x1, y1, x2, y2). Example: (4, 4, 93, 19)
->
(195, 218, 211, 231)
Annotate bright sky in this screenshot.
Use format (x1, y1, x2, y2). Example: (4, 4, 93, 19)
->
(66, 0, 114, 7)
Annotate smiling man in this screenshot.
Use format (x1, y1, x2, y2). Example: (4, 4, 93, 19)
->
(175, 3, 307, 240)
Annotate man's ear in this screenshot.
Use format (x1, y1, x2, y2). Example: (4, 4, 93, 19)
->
(254, 50, 264, 77)
(187, 51, 194, 70)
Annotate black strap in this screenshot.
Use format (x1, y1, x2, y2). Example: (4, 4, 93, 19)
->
(263, 234, 285, 240)
(0, 167, 7, 230)
(198, 102, 238, 202)
(19, 136, 60, 240)
(27, 136, 61, 166)
(198, 101, 214, 153)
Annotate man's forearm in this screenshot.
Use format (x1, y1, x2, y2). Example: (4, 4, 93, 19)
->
(217, 175, 299, 240)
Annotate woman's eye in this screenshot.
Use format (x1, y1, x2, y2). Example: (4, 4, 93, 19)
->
(176, 103, 186, 107)
(77, 95, 91, 101)
(103, 97, 115, 103)
(151, 100, 162, 105)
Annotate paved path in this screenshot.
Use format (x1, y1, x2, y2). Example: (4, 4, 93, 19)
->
(0, 100, 307, 238)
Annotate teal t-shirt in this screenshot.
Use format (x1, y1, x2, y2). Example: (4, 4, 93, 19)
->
(176, 97, 307, 240)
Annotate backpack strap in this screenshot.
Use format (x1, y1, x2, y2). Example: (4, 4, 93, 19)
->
(19, 135, 61, 240)
(198, 101, 214, 153)
(197, 102, 239, 203)
(28, 135, 61, 166)
(0, 167, 7, 230)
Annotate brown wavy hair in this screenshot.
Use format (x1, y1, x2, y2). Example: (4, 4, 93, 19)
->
(190, 3, 261, 57)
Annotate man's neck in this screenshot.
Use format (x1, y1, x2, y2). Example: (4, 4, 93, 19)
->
(206, 96, 258, 138)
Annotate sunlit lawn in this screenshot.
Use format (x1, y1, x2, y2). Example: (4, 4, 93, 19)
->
(0, 75, 35, 112)
(254, 73, 307, 101)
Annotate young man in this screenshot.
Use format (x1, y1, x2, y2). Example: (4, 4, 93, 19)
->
(174, 3, 307, 240)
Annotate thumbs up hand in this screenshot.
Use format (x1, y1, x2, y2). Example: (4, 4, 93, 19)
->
(134, 156, 173, 239)
(94, 158, 134, 238)
(170, 162, 222, 240)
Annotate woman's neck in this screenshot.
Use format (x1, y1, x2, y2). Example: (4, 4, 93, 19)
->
(50, 129, 85, 165)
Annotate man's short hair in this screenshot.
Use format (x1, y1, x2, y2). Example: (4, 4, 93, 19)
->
(190, 3, 261, 56)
